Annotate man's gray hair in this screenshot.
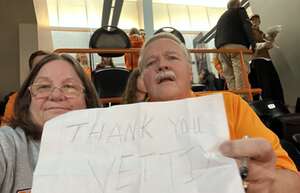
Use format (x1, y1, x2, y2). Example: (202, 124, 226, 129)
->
(138, 32, 192, 72)
(227, 0, 240, 9)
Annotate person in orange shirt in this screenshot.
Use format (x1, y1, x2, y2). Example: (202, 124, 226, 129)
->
(213, 54, 224, 78)
(75, 53, 92, 78)
(139, 28, 146, 41)
(1, 50, 50, 125)
(95, 57, 115, 70)
(124, 28, 144, 71)
(138, 32, 300, 193)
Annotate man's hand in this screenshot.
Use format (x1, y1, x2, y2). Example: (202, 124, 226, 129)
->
(264, 41, 274, 49)
(219, 138, 276, 193)
(266, 31, 279, 42)
(250, 44, 256, 53)
(256, 42, 273, 50)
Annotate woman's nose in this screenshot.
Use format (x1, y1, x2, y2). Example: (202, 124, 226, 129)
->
(48, 87, 66, 101)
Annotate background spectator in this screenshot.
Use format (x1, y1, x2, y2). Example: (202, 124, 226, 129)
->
(124, 27, 144, 71)
(198, 68, 217, 90)
(215, 0, 255, 91)
(139, 28, 146, 40)
(95, 57, 115, 70)
(123, 68, 147, 104)
(75, 53, 91, 77)
(1, 50, 50, 126)
(248, 14, 285, 103)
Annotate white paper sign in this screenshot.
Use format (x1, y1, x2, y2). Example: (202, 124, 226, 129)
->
(32, 94, 245, 193)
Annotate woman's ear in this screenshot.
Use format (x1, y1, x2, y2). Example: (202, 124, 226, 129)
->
(189, 64, 193, 83)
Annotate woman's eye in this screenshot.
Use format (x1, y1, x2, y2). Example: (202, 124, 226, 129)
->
(62, 84, 79, 92)
(38, 84, 51, 89)
(63, 84, 74, 89)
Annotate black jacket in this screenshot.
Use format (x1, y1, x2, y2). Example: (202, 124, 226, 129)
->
(215, 7, 255, 49)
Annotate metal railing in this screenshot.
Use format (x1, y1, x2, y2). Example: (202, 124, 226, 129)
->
(54, 47, 257, 102)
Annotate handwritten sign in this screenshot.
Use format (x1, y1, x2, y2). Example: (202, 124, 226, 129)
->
(32, 94, 245, 193)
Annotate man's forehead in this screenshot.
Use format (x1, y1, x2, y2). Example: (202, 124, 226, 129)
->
(144, 38, 183, 56)
(147, 37, 179, 47)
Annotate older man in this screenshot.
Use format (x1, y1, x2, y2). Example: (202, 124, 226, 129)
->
(138, 32, 300, 193)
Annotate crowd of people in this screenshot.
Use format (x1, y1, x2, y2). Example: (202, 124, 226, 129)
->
(0, 0, 299, 192)
(214, 0, 284, 102)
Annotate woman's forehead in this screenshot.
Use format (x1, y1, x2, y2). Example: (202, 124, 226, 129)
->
(38, 60, 73, 73)
(35, 60, 81, 82)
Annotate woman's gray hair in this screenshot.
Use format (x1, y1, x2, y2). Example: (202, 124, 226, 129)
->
(138, 32, 192, 72)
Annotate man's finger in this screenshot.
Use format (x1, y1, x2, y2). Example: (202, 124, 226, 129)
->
(219, 138, 275, 162)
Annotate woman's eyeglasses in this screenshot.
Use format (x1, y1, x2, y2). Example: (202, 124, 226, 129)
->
(29, 83, 85, 99)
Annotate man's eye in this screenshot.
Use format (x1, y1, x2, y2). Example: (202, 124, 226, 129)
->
(168, 55, 178, 60)
(145, 61, 156, 67)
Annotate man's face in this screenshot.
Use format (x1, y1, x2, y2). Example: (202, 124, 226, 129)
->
(251, 17, 261, 28)
(141, 38, 192, 101)
(102, 57, 111, 65)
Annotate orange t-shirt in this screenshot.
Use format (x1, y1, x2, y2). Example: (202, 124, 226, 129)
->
(2, 92, 17, 125)
(213, 55, 224, 77)
(82, 66, 91, 79)
(125, 35, 144, 70)
(193, 91, 297, 172)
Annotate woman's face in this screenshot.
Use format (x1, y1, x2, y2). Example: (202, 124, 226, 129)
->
(29, 60, 87, 128)
(136, 75, 147, 101)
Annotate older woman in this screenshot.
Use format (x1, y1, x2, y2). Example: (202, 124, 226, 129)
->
(0, 54, 99, 193)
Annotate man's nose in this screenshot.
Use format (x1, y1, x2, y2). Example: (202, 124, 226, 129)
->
(157, 59, 170, 71)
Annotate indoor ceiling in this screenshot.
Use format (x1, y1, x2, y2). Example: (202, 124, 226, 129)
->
(125, 0, 228, 7)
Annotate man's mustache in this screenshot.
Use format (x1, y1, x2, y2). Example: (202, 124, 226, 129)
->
(155, 70, 176, 83)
